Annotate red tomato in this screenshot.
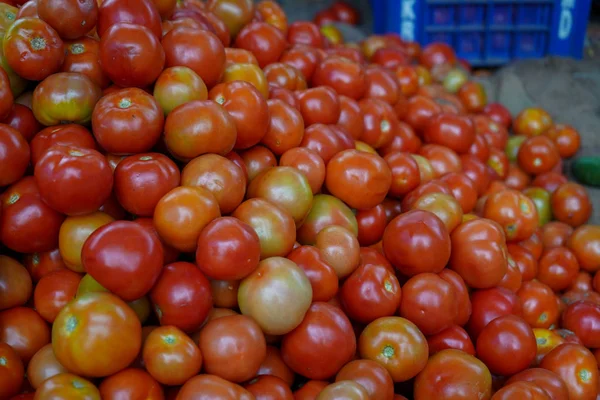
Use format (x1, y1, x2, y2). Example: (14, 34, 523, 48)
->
(287, 21, 325, 48)
(199, 314, 266, 383)
(33, 269, 81, 323)
(282, 302, 356, 380)
(0, 307, 50, 363)
(92, 88, 164, 154)
(2, 103, 41, 141)
(358, 98, 397, 149)
(467, 287, 522, 339)
(312, 56, 366, 100)
(34, 373, 100, 399)
(97, 0, 161, 38)
(0, 124, 29, 187)
(517, 280, 560, 329)
(261, 99, 304, 155)
(355, 204, 387, 246)
(537, 246, 579, 291)
(506, 368, 570, 400)
(143, 325, 202, 385)
(287, 245, 338, 302)
(293, 381, 329, 400)
(413, 349, 491, 400)
(383, 210, 451, 276)
(427, 325, 475, 356)
(568, 225, 600, 273)
(240, 145, 277, 180)
(457, 81, 487, 113)
(561, 301, 600, 349)
(297, 86, 340, 126)
(82, 221, 164, 301)
(2, 17, 64, 81)
(279, 147, 325, 194)
(483, 189, 538, 242)
(149, 262, 212, 332)
(27, 343, 68, 389)
(99, 368, 164, 400)
(540, 344, 599, 400)
(61, 37, 110, 89)
(518, 136, 560, 175)
(514, 107, 552, 136)
(52, 292, 141, 377)
(30, 124, 96, 165)
(235, 21, 287, 68)
(34, 145, 113, 215)
(358, 316, 427, 382)
(162, 27, 225, 88)
(0, 255, 32, 311)
(423, 113, 475, 154)
(476, 315, 536, 376)
(483, 102, 512, 129)
(37, 0, 97, 40)
(0, 343, 24, 399)
(335, 359, 394, 400)
(279, 44, 322, 83)
(551, 182, 592, 228)
(177, 374, 253, 400)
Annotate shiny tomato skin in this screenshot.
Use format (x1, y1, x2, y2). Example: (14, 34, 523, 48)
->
(164, 99, 237, 161)
(82, 221, 164, 301)
(279, 43, 321, 82)
(450, 218, 508, 289)
(438, 268, 471, 326)
(181, 153, 246, 214)
(149, 261, 212, 333)
(240, 145, 277, 180)
(153, 66, 208, 116)
(92, 88, 164, 155)
(427, 325, 475, 356)
(561, 301, 600, 349)
(279, 147, 325, 195)
(209, 80, 270, 150)
(483, 189, 538, 242)
(32, 72, 101, 127)
(400, 272, 458, 336)
(491, 382, 551, 400)
(335, 359, 394, 400)
(358, 98, 397, 149)
(0, 255, 32, 311)
(423, 113, 475, 154)
(297, 86, 340, 126)
(97, 0, 161, 39)
(0, 307, 50, 364)
(355, 205, 387, 246)
(540, 344, 598, 400)
(0, 123, 29, 187)
(517, 280, 560, 329)
(52, 292, 141, 377)
(325, 149, 391, 210)
(33, 269, 81, 323)
(34, 373, 100, 400)
(34, 145, 113, 215)
(483, 102, 512, 129)
(537, 246, 579, 291)
(514, 107, 552, 137)
(287, 21, 325, 48)
(312, 56, 366, 100)
(99, 368, 164, 400)
(414, 349, 492, 400)
(358, 316, 428, 382)
(23, 249, 67, 282)
(61, 37, 110, 89)
(476, 315, 536, 376)
(506, 368, 570, 400)
(286, 245, 338, 302)
(99, 23, 165, 88)
(2, 103, 41, 141)
(0, 342, 24, 400)
(162, 27, 225, 88)
(27, 343, 68, 389)
(551, 182, 592, 228)
(568, 225, 600, 273)
(199, 314, 267, 383)
(282, 302, 356, 380)
(114, 153, 180, 217)
(544, 124, 580, 158)
(467, 287, 522, 339)
(340, 261, 401, 324)
(261, 99, 304, 156)
(38, 0, 97, 40)
(383, 210, 451, 276)
(143, 325, 202, 386)
(30, 124, 96, 165)
(176, 374, 251, 400)
(2, 17, 64, 81)
(235, 21, 287, 68)
(299, 123, 343, 164)
(244, 375, 294, 399)
(0, 176, 64, 253)
(196, 217, 260, 281)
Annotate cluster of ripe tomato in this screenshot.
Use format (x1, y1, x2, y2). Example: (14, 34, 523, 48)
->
(0, 0, 599, 399)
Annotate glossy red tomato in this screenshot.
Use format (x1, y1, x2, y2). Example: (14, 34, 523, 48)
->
(114, 153, 180, 217)
(541, 221, 573, 249)
(97, 0, 161, 38)
(279, 44, 321, 82)
(256, 0, 287, 33)
(440, 172, 478, 214)
(82, 221, 164, 301)
(92, 87, 164, 154)
(279, 147, 325, 194)
(282, 302, 355, 380)
(195, 217, 260, 280)
(209, 80, 269, 150)
(2, 17, 64, 81)
(256, 345, 295, 386)
(38, 0, 97, 40)
(162, 27, 225, 88)
(358, 98, 397, 149)
(358, 316, 427, 382)
(540, 344, 598, 400)
(287, 20, 325, 48)
(260, 99, 304, 156)
(506, 368, 570, 400)
(34, 373, 100, 400)
(383, 152, 420, 198)
(325, 149, 391, 210)
(414, 349, 492, 400)
(383, 210, 450, 276)
(467, 286, 522, 340)
(99, 368, 163, 400)
(561, 301, 600, 349)
(2, 103, 40, 142)
(340, 261, 400, 324)
(537, 246, 579, 291)
(30, 124, 95, 165)
(164, 100, 237, 160)
(297, 86, 340, 126)
(476, 315, 536, 376)
(551, 182, 592, 228)
(457, 81, 487, 113)
(423, 113, 475, 154)
(0, 124, 29, 187)
(0, 68, 13, 121)
(99, 23, 165, 88)
(517, 280, 560, 329)
(61, 37, 110, 89)
(235, 21, 287, 68)
(312, 56, 366, 100)
(0, 307, 50, 364)
(437, 269, 471, 326)
(483, 189, 538, 242)
(514, 107, 552, 136)
(34, 145, 113, 215)
(181, 154, 246, 214)
(355, 205, 387, 246)
(27, 343, 68, 390)
(153, 66, 208, 115)
(199, 314, 266, 383)
(299, 123, 344, 164)
(244, 375, 294, 400)
(0, 342, 24, 399)
(240, 145, 277, 180)
(293, 380, 329, 400)
(0, 176, 64, 254)
(177, 374, 253, 400)
(483, 102, 512, 128)
(286, 246, 338, 302)
(22, 249, 67, 282)
(544, 124, 580, 158)
(517, 136, 560, 175)
(149, 261, 212, 332)
(143, 325, 202, 386)
(568, 225, 600, 273)
(335, 359, 394, 400)
(427, 325, 475, 356)
(0, 255, 32, 312)
(33, 269, 81, 323)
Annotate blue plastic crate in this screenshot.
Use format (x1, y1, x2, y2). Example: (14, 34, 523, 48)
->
(372, 0, 592, 66)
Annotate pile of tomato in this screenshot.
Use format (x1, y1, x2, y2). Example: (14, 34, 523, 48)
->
(0, 0, 599, 398)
